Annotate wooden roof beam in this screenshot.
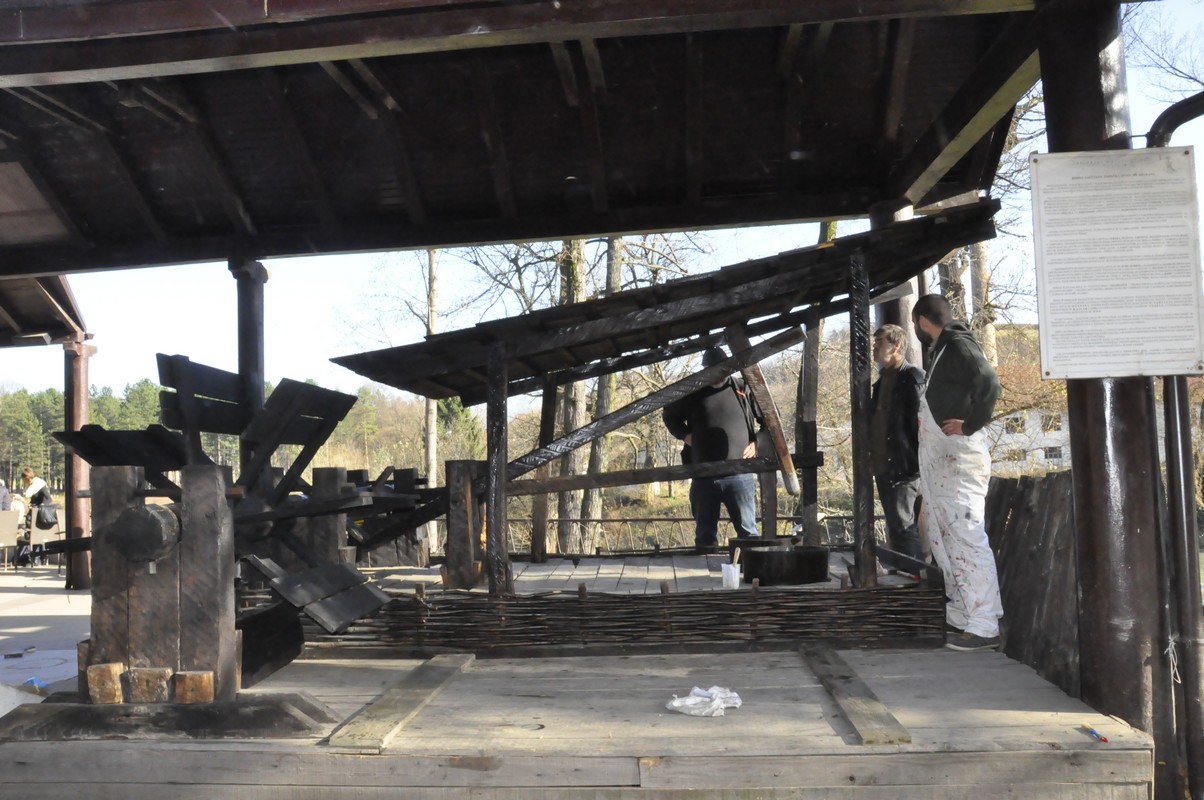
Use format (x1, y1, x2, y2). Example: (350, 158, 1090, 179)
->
(257, 70, 339, 230)
(778, 22, 833, 197)
(887, 15, 1038, 205)
(875, 18, 917, 172)
(684, 34, 704, 204)
(348, 59, 428, 226)
(318, 61, 379, 120)
(0, 137, 89, 244)
(471, 58, 518, 219)
(33, 276, 85, 337)
(0, 0, 1034, 86)
(0, 289, 25, 334)
(155, 80, 258, 236)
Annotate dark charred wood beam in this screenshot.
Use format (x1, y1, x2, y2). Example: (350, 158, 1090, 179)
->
(779, 21, 833, 197)
(257, 70, 339, 230)
(0, 1, 1034, 86)
(318, 61, 379, 120)
(0, 292, 25, 333)
(0, 136, 88, 244)
(504, 326, 806, 481)
(159, 80, 258, 236)
(684, 34, 704, 204)
(550, 42, 580, 107)
(0, 190, 880, 277)
(580, 39, 607, 105)
(876, 19, 916, 171)
(349, 60, 428, 226)
(90, 131, 169, 242)
(7, 87, 108, 135)
(571, 44, 609, 213)
(888, 15, 1038, 205)
(471, 58, 518, 219)
(509, 456, 787, 497)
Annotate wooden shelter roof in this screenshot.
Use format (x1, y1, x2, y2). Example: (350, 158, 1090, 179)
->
(0, 0, 1036, 278)
(335, 199, 998, 403)
(0, 276, 86, 347)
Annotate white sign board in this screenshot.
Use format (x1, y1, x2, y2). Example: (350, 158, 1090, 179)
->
(1031, 147, 1203, 379)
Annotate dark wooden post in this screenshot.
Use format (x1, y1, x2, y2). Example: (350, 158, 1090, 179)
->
(848, 251, 876, 587)
(485, 345, 513, 596)
(795, 322, 821, 545)
(444, 460, 483, 589)
(63, 337, 95, 590)
(529, 378, 558, 562)
(179, 465, 238, 701)
(229, 256, 268, 477)
(1036, 3, 1180, 794)
(88, 466, 142, 669)
(869, 199, 922, 367)
(309, 467, 347, 565)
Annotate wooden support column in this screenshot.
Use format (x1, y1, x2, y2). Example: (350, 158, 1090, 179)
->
(63, 336, 95, 590)
(796, 322, 822, 545)
(485, 345, 513, 596)
(229, 256, 268, 477)
(309, 467, 346, 566)
(444, 460, 484, 589)
(726, 324, 799, 499)
(1036, 2, 1180, 795)
(179, 465, 237, 701)
(529, 377, 558, 562)
(848, 251, 876, 587)
(88, 466, 142, 669)
(869, 199, 923, 367)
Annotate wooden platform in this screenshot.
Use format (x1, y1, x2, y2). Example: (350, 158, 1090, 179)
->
(1, 648, 1152, 798)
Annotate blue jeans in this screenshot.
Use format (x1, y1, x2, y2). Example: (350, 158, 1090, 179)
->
(690, 473, 759, 548)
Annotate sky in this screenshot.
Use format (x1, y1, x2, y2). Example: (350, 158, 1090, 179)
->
(0, 0, 1201, 400)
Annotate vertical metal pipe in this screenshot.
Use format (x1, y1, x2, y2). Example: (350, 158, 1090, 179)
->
(63, 337, 94, 590)
(1036, 4, 1182, 793)
(230, 257, 268, 476)
(485, 344, 513, 596)
(848, 251, 876, 587)
(1164, 374, 1204, 795)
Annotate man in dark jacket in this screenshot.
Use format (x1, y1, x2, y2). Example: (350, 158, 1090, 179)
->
(870, 324, 925, 566)
(663, 346, 760, 552)
(912, 293, 1002, 652)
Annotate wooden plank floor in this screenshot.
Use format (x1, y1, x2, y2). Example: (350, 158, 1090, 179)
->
(2, 648, 1153, 798)
(370, 551, 915, 596)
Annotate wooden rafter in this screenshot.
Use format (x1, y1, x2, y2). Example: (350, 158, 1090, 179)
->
(257, 69, 339, 230)
(779, 21, 833, 197)
(887, 16, 1038, 204)
(0, 0, 1033, 87)
(550, 42, 579, 107)
(0, 131, 88, 244)
(571, 43, 609, 213)
(318, 61, 379, 120)
(875, 18, 917, 172)
(470, 57, 517, 219)
(350, 59, 428, 226)
(684, 33, 704, 204)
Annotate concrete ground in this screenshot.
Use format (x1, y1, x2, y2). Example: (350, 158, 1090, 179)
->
(0, 565, 90, 714)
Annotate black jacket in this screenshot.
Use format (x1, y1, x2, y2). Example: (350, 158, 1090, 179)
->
(924, 321, 1000, 435)
(663, 377, 759, 463)
(871, 361, 924, 484)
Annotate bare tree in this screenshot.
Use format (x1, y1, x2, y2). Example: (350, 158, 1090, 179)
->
(557, 239, 590, 554)
(581, 237, 623, 541)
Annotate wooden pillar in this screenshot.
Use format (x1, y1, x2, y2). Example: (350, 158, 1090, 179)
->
(444, 460, 484, 589)
(1036, 2, 1180, 794)
(795, 322, 822, 545)
(179, 465, 238, 701)
(63, 337, 95, 590)
(869, 200, 923, 367)
(309, 467, 347, 566)
(848, 251, 876, 587)
(485, 345, 513, 596)
(229, 257, 268, 477)
(88, 466, 142, 669)
(529, 378, 558, 561)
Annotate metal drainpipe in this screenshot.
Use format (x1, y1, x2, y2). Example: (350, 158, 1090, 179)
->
(1147, 89, 1204, 799)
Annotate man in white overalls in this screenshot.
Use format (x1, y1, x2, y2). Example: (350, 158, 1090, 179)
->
(911, 294, 1003, 651)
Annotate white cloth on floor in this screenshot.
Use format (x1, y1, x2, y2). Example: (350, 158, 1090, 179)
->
(665, 686, 742, 717)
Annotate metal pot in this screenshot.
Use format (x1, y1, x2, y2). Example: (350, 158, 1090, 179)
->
(742, 545, 829, 586)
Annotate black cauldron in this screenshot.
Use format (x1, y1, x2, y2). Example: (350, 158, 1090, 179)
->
(741, 545, 829, 586)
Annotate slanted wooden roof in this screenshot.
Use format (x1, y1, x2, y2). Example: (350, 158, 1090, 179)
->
(0, 276, 86, 346)
(0, 1, 1035, 277)
(335, 199, 998, 403)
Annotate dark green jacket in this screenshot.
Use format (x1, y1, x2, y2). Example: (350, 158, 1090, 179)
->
(924, 321, 1000, 436)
